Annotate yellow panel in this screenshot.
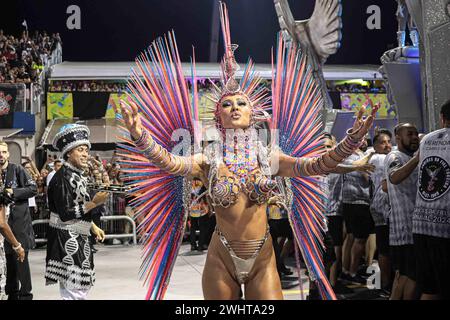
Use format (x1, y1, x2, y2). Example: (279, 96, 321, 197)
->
(47, 93, 74, 120)
(105, 93, 126, 119)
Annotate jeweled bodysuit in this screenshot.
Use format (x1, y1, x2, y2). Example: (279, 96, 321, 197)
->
(205, 131, 278, 284)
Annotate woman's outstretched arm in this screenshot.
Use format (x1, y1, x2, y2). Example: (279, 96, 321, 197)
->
(277, 105, 378, 177)
(120, 99, 204, 178)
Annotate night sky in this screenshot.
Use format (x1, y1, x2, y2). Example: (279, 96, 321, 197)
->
(1, 0, 398, 64)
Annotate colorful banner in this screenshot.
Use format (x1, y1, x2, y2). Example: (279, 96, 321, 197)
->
(47, 93, 74, 120)
(197, 89, 216, 120)
(340, 93, 396, 118)
(106, 93, 126, 119)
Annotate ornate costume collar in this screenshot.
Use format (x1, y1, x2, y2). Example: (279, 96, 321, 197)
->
(64, 162, 84, 175)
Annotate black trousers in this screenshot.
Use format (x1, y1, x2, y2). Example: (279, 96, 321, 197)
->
(189, 215, 209, 248)
(5, 251, 33, 300)
(269, 218, 293, 273)
(206, 214, 216, 245)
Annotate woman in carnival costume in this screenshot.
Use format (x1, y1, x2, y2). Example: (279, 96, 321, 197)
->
(118, 2, 378, 300)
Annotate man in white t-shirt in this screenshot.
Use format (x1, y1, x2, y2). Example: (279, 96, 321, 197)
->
(384, 123, 420, 300)
(369, 129, 392, 293)
(45, 160, 62, 187)
(413, 99, 450, 300)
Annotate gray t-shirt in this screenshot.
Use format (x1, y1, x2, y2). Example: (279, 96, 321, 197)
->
(323, 173, 343, 217)
(413, 128, 450, 239)
(341, 153, 371, 205)
(369, 153, 389, 226)
(385, 150, 418, 246)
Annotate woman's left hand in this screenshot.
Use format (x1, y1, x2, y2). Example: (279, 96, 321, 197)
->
(350, 102, 380, 140)
(16, 247, 25, 263)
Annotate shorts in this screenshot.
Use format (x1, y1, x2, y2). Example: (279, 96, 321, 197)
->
(268, 218, 293, 240)
(342, 203, 375, 239)
(324, 231, 336, 266)
(414, 234, 450, 298)
(390, 244, 416, 280)
(327, 215, 344, 246)
(375, 225, 390, 256)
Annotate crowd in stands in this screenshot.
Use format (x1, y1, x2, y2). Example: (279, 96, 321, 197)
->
(332, 82, 386, 94)
(48, 80, 128, 92)
(48, 79, 384, 97)
(0, 30, 61, 85)
(49, 79, 270, 94)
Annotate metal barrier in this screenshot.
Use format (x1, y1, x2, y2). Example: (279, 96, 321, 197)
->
(32, 219, 50, 244)
(100, 215, 137, 245)
(100, 188, 137, 245)
(30, 184, 137, 246)
(31, 216, 137, 245)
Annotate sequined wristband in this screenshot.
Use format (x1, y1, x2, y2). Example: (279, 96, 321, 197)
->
(293, 128, 365, 177)
(293, 158, 308, 176)
(133, 130, 192, 176)
(133, 130, 151, 149)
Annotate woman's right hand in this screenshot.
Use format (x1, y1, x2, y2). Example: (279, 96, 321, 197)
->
(118, 98, 143, 140)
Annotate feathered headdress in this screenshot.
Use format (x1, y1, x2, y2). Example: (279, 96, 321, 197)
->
(208, 2, 270, 132)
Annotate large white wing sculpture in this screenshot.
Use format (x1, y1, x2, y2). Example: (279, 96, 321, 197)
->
(274, 0, 343, 109)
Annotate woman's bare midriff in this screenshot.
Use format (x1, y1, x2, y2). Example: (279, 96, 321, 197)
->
(214, 193, 269, 241)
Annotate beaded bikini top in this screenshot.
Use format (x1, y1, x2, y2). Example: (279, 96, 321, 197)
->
(205, 140, 277, 208)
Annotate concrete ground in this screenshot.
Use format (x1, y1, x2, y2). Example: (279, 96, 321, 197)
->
(29, 242, 312, 300)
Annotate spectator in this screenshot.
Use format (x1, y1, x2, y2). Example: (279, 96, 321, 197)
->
(41, 155, 56, 172)
(323, 133, 375, 293)
(413, 99, 450, 300)
(0, 141, 37, 300)
(101, 171, 110, 187)
(108, 163, 123, 186)
(92, 168, 102, 185)
(35, 176, 45, 196)
(21, 160, 39, 181)
(385, 123, 420, 300)
(268, 202, 293, 280)
(189, 178, 210, 252)
(40, 168, 49, 181)
(46, 159, 63, 186)
(340, 143, 375, 284)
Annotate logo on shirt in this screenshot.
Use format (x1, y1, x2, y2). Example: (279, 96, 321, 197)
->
(419, 156, 450, 201)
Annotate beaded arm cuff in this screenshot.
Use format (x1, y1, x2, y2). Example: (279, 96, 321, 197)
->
(133, 130, 192, 176)
(294, 128, 364, 177)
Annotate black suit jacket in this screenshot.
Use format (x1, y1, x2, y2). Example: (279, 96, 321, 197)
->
(3, 163, 37, 253)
